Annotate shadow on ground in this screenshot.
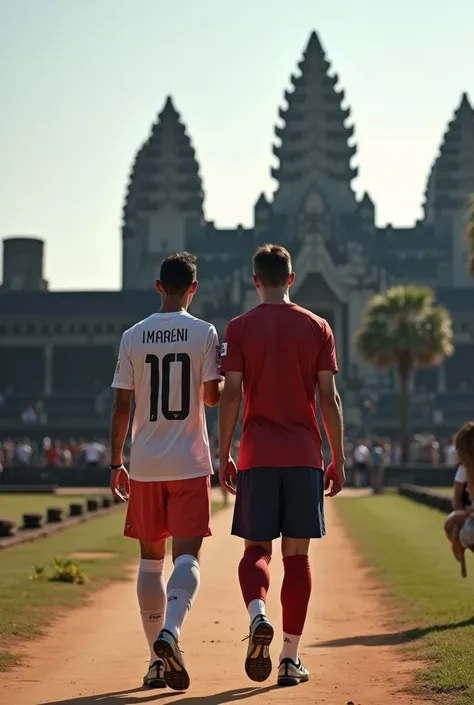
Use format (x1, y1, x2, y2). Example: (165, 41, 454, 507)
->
(312, 616, 474, 648)
(42, 685, 278, 705)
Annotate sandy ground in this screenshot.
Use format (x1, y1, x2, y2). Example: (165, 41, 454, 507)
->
(0, 499, 434, 705)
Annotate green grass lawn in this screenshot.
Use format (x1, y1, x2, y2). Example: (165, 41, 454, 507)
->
(337, 494, 474, 705)
(0, 499, 224, 672)
(0, 493, 91, 525)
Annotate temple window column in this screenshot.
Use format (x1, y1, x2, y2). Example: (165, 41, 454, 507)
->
(44, 344, 53, 396)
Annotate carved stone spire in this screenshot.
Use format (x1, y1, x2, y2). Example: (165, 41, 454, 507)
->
(123, 95, 204, 233)
(424, 92, 474, 223)
(122, 96, 205, 289)
(271, 31, 357, 214)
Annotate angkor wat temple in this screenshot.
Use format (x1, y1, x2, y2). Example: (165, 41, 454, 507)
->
(1, 31, 474, 437)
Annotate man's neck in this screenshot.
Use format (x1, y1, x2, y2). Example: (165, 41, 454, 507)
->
(260, 289, 291, 305)
(159, 297, 187, 314)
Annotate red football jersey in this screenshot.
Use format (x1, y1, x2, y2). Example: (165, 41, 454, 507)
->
(220, 303, 338, 470)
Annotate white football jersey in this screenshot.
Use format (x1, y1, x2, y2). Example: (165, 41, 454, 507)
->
(111, 311, 221, 482)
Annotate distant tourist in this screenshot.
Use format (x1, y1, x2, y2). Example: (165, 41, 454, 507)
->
(16, 438, 33, 466)
(353, 441, 370, 487)
(445, 438, 456, 466)
(83, 439, 106, 468)
(444, 422, 474, 578)
(20, 406, 37, 424)
(370, 441, 385, 495)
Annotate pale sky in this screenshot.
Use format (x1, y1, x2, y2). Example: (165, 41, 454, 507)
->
(0, 0, 473, 290)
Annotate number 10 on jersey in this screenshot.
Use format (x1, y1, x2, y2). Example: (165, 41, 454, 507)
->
(145, 353, 191, 422)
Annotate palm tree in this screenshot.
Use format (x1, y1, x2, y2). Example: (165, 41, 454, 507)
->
(355, 286, 454, 463)
(466, 194, 474, 278)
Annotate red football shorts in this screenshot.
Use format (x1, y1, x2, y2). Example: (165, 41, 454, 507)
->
(124, 475, 211, 542)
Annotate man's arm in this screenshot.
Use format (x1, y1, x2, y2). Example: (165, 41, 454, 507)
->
(203, 379, 224, 407)
(201, 325, 224, 407)
(218, 372, 242, 463)
(110, 388, 133, 466)
(318, 371, 345, 467)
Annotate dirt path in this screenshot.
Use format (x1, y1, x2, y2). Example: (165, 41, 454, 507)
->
(0, 500, 433, 705)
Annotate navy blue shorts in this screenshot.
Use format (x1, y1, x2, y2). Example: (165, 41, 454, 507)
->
(231, 466, 325, 542)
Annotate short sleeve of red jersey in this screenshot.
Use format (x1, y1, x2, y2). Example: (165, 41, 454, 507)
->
(219, 320, 244, 374)
(111, 333, 134, 390)
(316, 322, 339, 373)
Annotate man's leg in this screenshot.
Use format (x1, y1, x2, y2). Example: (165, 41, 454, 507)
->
(154, 476, 210, 691)
(162, 536, 202, 641)
(278, 467, 325, 686)
(124, 480, 168, 689)
(138, 540, 167, 687)
(280, 537, 312, 664)
(239, 540, 272, 622)
(232, 467, 280, 682)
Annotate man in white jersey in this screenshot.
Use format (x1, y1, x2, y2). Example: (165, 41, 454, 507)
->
(109, 252, 222, 691)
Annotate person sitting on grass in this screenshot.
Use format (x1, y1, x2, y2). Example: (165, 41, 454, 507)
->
(444, 421, 474, 578)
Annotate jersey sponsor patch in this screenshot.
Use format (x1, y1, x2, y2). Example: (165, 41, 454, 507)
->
(115, 360, 120, 375)
(220, 342, 228, 357)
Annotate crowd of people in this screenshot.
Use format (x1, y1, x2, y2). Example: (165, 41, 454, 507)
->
(342, 434, 461, 494)
(0, 433, 460, 476)
(0, 437, 113, 468)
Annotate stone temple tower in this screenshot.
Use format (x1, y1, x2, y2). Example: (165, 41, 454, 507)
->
(272, 31, 358, 216)
(122, 96, 205, 290)
(423, 92, 474, 287)
(424, 93, 474, 226)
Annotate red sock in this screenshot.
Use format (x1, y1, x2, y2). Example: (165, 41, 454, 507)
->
(281, 555, 312, 635)
(238, 546, 271, 606)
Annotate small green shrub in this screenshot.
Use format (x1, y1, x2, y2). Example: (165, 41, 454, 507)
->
(29, 565, 46, 581)
(29, 558, 87, 585)
(49, 558, 87, 584)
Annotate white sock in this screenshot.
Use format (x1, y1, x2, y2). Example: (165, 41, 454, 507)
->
(163, 554, 200, 641)
(280, 633, 301, 663)
(137, 558, 166, 665)
(248, 598, 266, 623)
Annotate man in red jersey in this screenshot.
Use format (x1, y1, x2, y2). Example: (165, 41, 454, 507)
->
(219, 244, 345, 688)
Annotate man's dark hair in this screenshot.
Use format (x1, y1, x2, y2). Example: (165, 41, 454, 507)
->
(253, 244, 292, 287)
(159, 252, 197, 295)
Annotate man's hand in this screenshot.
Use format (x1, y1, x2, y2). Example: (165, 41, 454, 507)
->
(110, 465, 130, 502)
(324, 461, 345, 498)
(219, 456, 237, 495)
